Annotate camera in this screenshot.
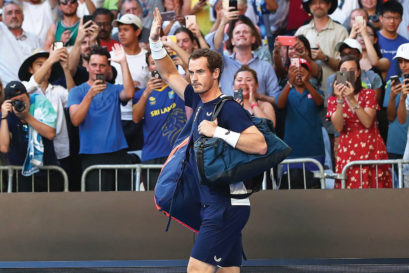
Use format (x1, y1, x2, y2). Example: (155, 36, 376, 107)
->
(10, 100, 26, 112)
(369, 14, 379, 23)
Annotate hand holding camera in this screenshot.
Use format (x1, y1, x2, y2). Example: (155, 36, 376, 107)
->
(89, 76, 106, 98)
(402, 74, 409, 97)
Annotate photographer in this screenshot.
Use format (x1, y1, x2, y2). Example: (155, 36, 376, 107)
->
(0, 81, 59, 192)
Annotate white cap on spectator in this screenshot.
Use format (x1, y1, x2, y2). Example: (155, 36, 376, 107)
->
(393, 43, 409, 60)
(112, 14, 142, 30)
(336, 38, 362, 54)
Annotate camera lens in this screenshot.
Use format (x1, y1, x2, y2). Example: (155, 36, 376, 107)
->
(11, 100, 26, 112)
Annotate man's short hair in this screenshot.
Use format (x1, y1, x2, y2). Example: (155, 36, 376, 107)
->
(89, 46, 111, 64)
(92, 8, 114, 21)
(120, 0, 141, 15)
(225, 15, 261, 52)
(381, 0, 403, 16)
(189, 48, 223, 81)
(3, 0, 23, 12)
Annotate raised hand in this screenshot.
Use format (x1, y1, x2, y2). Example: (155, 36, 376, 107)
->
(150, 8, 162, 42)
(110, 44, 126, 64)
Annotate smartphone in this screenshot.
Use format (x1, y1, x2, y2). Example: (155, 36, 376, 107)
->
(390, 75, 400, 86)
(53, 41, 64, 50)
(336, 71, 354, 85)
(185, 15, 196, 27)
(229, 0, 237, 11)
(290, 58, 300, 67)
(83, 15, 93, 25)
(355, 15, 364, 25)
(151, 70, 161, 80)
(160, 11, 176, 21)
(233, 88, 243, 101)
(96, 73, 105, 83)
(276, 36, 296, 47)
(404, 74, 409, 84)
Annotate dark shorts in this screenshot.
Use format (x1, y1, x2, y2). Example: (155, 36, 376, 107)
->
(191, 204, 250, 268)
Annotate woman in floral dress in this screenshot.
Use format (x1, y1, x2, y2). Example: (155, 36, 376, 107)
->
(327, 56, 392, 189)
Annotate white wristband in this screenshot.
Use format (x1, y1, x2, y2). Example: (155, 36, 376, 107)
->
(213, 126, 240, 148)
(149, 38, 168, 60)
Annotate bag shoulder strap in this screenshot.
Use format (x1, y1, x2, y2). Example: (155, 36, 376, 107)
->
(211, 95, 234, 121)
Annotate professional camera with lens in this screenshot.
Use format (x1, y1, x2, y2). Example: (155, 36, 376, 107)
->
(10, 100, 26, 112)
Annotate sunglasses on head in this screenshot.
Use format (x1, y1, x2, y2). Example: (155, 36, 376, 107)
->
(60, 0, 77, 5)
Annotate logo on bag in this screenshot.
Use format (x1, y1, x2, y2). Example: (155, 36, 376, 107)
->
(214, 256, 222, 263)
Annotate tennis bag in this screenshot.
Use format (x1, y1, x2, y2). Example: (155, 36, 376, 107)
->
(194, 96, 291, 188)
(154, 110, 202, 232)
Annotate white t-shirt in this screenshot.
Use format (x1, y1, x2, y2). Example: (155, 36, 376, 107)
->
(111, 49, 149, 120)
(24, 78, 70, 159)
(22, 1, 55, 46)
(0, 23, 41, 85)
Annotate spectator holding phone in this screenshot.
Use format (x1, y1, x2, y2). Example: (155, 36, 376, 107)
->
(233, 65, 276, 125)
(276, 58, 325, 189)
(132, 50, 186, 190)
(350, 18, 390, 81)
(327, 55, 391, 189)
(273, 35, 322, 89)
(358, 0, 382, 30)
(391, 44, 409, 186)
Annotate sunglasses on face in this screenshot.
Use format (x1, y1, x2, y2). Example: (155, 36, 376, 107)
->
(60, 0, 77, 5)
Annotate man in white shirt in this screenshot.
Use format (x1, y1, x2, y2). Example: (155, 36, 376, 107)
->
(0, 1, 41, 85)
(111, 14, 149, 152)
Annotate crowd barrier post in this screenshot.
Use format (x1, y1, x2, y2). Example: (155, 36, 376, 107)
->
(278, 158, 326, 189)
(81, 164, 163, 192)
(339, 159, 404, 189)
(0, 165, 69, 192)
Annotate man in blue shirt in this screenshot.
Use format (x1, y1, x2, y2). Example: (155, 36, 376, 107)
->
(149, 8, 267, 273)
(377, 1, 409, 80)
(205, 10, 279, 103)
(67, 45, 135, 191)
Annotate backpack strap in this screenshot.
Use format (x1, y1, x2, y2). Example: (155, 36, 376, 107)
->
(211, 95, 234, 121)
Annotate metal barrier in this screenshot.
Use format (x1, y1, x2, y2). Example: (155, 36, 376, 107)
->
(80, 164, 163, 192)
(0, 165, 69, 192)
(339, 159, 407, 189)
(277, 158, 326, 189)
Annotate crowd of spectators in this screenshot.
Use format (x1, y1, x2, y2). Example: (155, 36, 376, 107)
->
(0, 0, 408, 191)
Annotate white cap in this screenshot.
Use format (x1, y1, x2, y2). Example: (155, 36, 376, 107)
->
(393, 43, 409, 60)
(112, 14, 143, 30)
(336, 38, 362, 53)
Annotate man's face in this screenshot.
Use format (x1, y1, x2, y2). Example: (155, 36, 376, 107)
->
(87, 54, 109, 81)
(121, 1, 142, 16)
(176, 32, 194, 54)
(380, 11, 402, 34)
(3, 4, 23, 30)
(231, 23, 255, 49)
(28, 57, 51, 80)
(398, 58, 409, 75)
(58, 0, 78, 17)
(94, 14, 113, 40)
(80, 35, 93, 59)
(309, 0, 331, 19)
(188, 57, 219, 94)
(118, 24, 139, 47)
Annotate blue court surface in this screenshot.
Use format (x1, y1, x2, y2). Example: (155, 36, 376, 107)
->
(0, 259, 409, 272)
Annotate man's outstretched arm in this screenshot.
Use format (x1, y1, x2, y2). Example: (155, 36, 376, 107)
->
(149, 8, 188, 101)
